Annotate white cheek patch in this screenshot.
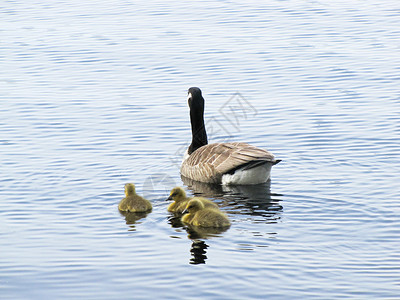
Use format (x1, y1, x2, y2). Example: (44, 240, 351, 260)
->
(187, 93, 192, 101)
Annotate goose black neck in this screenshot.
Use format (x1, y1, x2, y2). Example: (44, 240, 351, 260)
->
(188, 88, 208, 154)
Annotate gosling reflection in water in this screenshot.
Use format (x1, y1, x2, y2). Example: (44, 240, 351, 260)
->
(119, 211, 150, 230)
(167, 213, 184, 228)
(189, 240, 208, 265)
(186, 223, 230, 265)
(186, 224, 230, 239)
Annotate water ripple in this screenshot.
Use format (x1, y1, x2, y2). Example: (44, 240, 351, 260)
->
(1, 0, 399, 299)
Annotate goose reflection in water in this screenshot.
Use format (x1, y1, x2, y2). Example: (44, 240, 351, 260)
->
(181, 175, 283, 222)
(119, 211, 151, 231)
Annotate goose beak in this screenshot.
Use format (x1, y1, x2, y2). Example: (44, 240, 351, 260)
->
(182, 209, 189, 214)
(166, 196, 173, 201)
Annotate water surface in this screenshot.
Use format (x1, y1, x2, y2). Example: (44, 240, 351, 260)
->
(1, 0, 399, 299)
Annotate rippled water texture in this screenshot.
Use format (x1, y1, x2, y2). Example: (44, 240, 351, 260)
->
(1, 1, 399, 299)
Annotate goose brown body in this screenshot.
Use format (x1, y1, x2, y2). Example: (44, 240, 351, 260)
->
(181, 142, 277, 184)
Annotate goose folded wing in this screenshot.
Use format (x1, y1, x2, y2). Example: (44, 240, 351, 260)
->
(211, 142, 276, 174)
(182, 142, 276, 181)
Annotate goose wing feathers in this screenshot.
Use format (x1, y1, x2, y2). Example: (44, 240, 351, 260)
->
(181, 142, 276, 183)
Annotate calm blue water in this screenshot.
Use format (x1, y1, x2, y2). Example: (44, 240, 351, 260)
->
(1, 1, 399, 299)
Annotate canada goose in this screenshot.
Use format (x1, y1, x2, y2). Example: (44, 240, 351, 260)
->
(181, 199, 231, 228)
(118, 183, 152, 212)
(181, 87, 281, 185)
(167, 186, 218, 213)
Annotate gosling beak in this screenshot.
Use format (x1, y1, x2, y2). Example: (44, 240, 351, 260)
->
(182, 209, 188, 214)
(166, 196, 173, 201)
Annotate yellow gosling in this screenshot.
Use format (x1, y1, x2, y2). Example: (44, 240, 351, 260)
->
(181, 199, 230, 228)
(167, 187, 218, 213)
(118, 183, 152, 212)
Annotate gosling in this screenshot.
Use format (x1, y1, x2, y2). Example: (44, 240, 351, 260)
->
(167, 187, 218, 213)
(118, 183, 152, 212)
(182, 199, 231, 228)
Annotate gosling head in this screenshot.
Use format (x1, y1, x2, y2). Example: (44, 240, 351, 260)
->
(124, 183, 136, 196)
(167, 187, 187, 202)
(182, 198, 205, 215)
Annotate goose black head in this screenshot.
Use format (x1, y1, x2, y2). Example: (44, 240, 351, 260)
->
(187, 87, 204, 110)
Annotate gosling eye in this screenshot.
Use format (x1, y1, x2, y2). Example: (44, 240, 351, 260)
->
(171, 192, 177, 197)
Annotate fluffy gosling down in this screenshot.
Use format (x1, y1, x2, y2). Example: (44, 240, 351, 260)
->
(167, 187, 218, 213)
(182, 199, 231, 228)
(118, 183, 152, 212)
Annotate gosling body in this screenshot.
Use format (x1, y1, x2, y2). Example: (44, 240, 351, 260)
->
(119, 183, 152, 212)
(182, 199, 230, 228)
(167, 187, 218, 213)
